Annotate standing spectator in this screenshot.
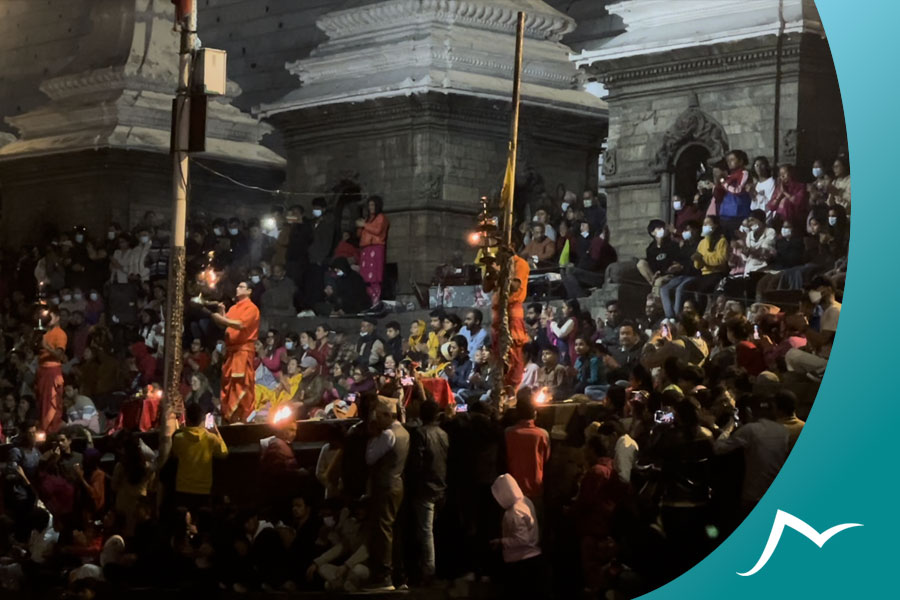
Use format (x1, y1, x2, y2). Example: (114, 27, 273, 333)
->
(364, 398, 410, 591)
(170, 402, 228, 513)
(717, 150, 752, 237)
(582, 189, 606, 234)
(261, 264, 298, 318)
(829, 156, 851, 213)
(504, 391, 550, 511)
(490, 473, 547, 600)
(356, 196, 390, 307)
(306, 197, 337, 307)
(774, 390, 805, 451)
(714, 397, 789, 516)
(4, 421, 40, 532)
(407, 400, 448, 583)
(284, 206, 313, 292)
(752, 156, 776, 211)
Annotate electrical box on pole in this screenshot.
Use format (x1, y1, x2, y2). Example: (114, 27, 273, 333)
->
(194, 48, 227, 96)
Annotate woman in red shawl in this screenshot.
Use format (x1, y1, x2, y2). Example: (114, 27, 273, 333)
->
(767, 164, 809, 230)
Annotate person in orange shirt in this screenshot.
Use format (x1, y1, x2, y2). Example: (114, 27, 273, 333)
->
(356, 195, 390, 307)
(483, 246, 530, 390)
(37, 305, 68, 433)
(211, 281, 260, 423)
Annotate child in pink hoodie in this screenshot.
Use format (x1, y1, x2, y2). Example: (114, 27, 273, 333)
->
(491, 473, 549, 598)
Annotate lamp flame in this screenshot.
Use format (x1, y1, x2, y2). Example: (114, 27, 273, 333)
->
(272, 405, 293, 424)
(467, 231, 482, 246)
(535, 388, 548, 405)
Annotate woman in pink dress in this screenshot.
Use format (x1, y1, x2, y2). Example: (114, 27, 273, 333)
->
(356, 195, 390, 306)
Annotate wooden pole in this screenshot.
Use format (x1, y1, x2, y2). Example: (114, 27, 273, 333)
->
(159, 0, 196, 467)
(495, 12, 526, 404)
(503, 12, 526, 245)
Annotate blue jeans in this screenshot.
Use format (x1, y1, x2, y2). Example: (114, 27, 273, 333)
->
(414, 498, 437, 577)
(661, 275, 696, 319)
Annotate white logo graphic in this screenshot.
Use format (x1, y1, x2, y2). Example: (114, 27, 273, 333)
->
(738, 509, 862, 576)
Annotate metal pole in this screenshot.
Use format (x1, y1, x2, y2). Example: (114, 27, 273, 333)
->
(161, 1, 196, 454)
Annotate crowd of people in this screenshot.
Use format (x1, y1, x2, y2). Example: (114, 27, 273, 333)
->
(0, 148, 848, 598)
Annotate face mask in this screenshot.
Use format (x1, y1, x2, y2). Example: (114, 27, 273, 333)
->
(359, 331, 368, 338)
(89, 293, 98, 301)
(216, 342, 225, 353)
(228, 228, 239, 236)
(561, 202, 569, 213)
(739, 225, 750, 234)
(581, 231, 590, 238)
(75, 234, 84, 243)
(301, 343, 310, 350)
(213, 227, 223, 236)
(828, 216, 838, 226)
(673, 201, 683, 211)
(107, 231, 116, 240)
(654, 228, 665, 239)
(812, 167, 823, 178)
(312, 209, 323, 218)
(335, 270, 345, 277)
(250, 275, 260, 284)
(323, 516, 336, 528)
(140, 236, 150, 244)
(750, 224, 760, 232)
(701, 225, 713, 237)
(781, 228, 792, 238)
(808, 290, 823, 304)
(73, 293, 82, 301)
(583, 200, 593, 208)
(284, 341, 294, 350)
(62, 294, 72, 302)
(682, 230, 692, 241)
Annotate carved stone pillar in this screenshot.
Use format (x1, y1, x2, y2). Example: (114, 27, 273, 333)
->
(0, 0, 284, 244)
(573, 0, 845, 259)
(260, 0, 607, 292)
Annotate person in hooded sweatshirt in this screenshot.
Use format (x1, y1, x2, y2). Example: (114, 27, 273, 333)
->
(490, 473, 549, 599)
(170, 402, 228, 513)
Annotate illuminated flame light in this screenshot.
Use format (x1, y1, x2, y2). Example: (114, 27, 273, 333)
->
(272, 405, 293, 424)
(467, 231, 482, 246)
(535, 388, 548, 405)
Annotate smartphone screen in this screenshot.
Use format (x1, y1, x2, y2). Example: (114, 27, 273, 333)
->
(205, 413, 215, 429)
(654, 410, 674, 424)
(455, 404, 468, 413)
(400, 376, 415, 386)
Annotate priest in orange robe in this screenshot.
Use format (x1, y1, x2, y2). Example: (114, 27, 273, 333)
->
(483, 247, 530, 390)
(211, 281, 260, 423)
(37, 305, 67, 433)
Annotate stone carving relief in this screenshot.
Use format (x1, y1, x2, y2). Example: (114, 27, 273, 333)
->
(781, 129, 798, 164)
(649, 95, 729, 173)
(602, 148, 617, 176)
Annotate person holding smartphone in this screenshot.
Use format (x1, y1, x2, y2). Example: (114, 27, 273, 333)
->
(170, 402, 228, 514)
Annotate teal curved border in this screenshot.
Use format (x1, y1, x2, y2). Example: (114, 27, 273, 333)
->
(647, 1, 898, 597)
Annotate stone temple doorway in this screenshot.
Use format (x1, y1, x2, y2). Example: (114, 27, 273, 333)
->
(671, 143, 711, 207)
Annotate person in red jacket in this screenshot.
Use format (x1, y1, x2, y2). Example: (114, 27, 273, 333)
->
(504, 390, 550, 516)
(767, 164, 809, 231)
(356, 195, 390, 306)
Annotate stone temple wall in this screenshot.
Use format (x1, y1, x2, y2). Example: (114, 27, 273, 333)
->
(596, 33, 845, 260)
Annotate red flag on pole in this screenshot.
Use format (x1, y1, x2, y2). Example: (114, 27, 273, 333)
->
(172, 0, 194, 21)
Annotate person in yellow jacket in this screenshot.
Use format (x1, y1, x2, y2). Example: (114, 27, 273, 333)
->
(171, 403, 228, 509)
(690, 216, 730, 313)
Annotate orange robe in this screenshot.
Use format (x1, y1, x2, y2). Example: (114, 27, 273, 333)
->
(221, 297, 260, 423)
(37, 326, 67, 433)
(492, 255, 530, 389)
